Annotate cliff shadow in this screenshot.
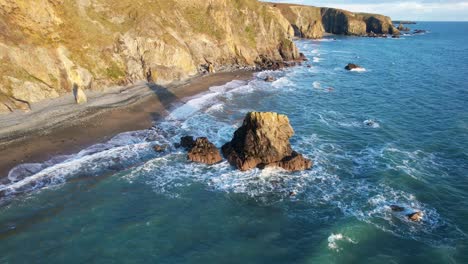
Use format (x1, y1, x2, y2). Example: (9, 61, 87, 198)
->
(145, 82, 185, 121)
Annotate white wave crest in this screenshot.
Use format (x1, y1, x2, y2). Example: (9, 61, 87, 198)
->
(328, 233, 357, 252)
(313, 81, 321, 89)
(350, 67, 366, 72)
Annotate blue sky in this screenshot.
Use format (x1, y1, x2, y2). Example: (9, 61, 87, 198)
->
(263, 0, 468, 21)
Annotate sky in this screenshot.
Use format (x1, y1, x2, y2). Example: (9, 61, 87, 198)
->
(263, 0, 468, 21)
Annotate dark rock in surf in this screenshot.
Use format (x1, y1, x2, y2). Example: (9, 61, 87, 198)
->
(276, 151, 313, 172)
(153, 144, 168, 152)
(264, 76, 276, 82)
(407, 211, 423, 222)
(345, 63, 362, 71)
(299, 52, 308, 61)
(390, 205, 405, 212)
(413, 29, 427, 34)
(187, 137, 222, 165)
(179, 136, 195, 150)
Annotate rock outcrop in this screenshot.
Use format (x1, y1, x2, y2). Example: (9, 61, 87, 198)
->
(407, 211, 423, 222)
(179, 137, 222, 165)
(397, 23, 410, 32)
(0, 0, 300, 114)
(222, 112, 312, 171)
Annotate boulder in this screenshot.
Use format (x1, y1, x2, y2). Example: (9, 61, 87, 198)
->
(407, 211, 423, 222)
(345, 63, 362, 71)
(222, 112, 312, 171)
(153, 144, 168, 152)
(264, 76, 276, 82)
(73, 86, 87, 104)
(276, 151, 313, 171)
(299, 52, 308, 61)
(187, 137, 222, 165)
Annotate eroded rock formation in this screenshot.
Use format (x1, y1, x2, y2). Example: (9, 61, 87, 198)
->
(222, 112, 312, 171)
(179, 136, 222, 165)
(270, 3, 399, 38)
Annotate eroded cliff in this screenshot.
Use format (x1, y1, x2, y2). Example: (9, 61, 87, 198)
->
(0, 0, 400, 114)
(0, 0, 299, 113)
(270, 3, 399, 38)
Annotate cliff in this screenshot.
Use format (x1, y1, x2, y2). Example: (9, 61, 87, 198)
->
(0, 0, 400, 114)
(270, 3, 324, 39)
(269, 3, 399, 38)
(0, 0, 298, 113)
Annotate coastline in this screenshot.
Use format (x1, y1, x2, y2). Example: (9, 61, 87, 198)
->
(0, 70, 255, 179)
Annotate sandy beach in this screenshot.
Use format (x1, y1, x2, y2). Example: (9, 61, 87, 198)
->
(0, 70, 255, 179)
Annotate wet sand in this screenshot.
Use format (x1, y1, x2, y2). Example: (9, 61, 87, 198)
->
(0, 70, 255, 178)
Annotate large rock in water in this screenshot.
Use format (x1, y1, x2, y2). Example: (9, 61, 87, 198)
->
(345, 63, 362, 70)
(222, 112, 312, 171)
(183, 137, 222, 165)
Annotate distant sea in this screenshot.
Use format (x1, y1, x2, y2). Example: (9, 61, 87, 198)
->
(1, 22, 467, 263)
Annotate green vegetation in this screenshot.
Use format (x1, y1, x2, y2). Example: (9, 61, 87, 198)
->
(105, 62, 125, 80)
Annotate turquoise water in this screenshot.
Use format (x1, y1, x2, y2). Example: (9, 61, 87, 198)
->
(1, 22, 467, 263)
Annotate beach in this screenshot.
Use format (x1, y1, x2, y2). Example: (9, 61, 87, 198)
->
(0, 70, 254, 179)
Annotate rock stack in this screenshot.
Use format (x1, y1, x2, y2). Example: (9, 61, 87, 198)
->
(221, 112, 312, 171)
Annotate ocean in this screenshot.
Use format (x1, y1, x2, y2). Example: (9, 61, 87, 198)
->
(1, 22, 467, 263)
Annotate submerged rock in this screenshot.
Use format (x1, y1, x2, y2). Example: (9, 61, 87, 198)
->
(413, 29, 427, 34)
(187, 137, 222, 165)
(222, 112, 312, 171)
(345, 63, 362, 71)
(390, 205, 405, 212)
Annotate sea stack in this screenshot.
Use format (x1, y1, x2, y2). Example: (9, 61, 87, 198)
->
(222, 112, 312, 171)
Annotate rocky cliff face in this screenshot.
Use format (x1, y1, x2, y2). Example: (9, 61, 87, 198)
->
(0, 0, 400, 114)
(270, 3, 324, 39)
(0, 0, 299, 113)
(270, 3, 399, 38)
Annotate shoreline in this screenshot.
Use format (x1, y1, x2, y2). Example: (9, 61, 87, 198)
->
(0, 70, 255, 179)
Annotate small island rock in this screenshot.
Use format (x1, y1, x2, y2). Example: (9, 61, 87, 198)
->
(407, 211, 423, 222)
(222, 112, 312, 171)
(345, 63, 362, 71)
